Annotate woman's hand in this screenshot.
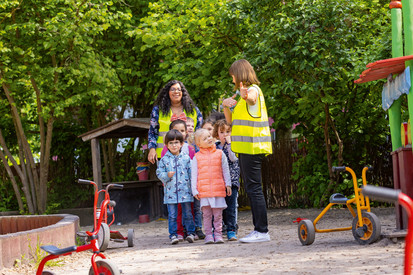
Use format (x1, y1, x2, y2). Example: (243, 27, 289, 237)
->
(239, 82, 248, 99)
(194, 194, 200, 200)
(222, 94, 237, 108)
(167, 171, 175, 178)
(148, 148, 157, 164)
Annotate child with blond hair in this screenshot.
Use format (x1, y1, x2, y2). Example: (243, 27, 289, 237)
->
(191, 129, 232, 244)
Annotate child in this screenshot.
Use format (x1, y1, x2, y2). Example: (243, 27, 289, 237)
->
(191, 129, 232, 244)
(160, 119, 205, 240)
(213, 119, 240, 241)
(156, 129, 196, 245)
(161, 119, 195, 159)
(185, 117, 206, 240)
(201, 118, 215, 136)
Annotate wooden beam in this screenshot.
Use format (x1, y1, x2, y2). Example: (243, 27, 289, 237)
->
(91, 138, 102, 191)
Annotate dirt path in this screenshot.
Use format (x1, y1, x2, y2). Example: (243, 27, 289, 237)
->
(2, 207, 405, 274)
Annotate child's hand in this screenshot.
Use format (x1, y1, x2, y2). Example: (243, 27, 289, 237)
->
(226, 186, 232, 197)
(225, 135, 231, 144)
(167, 171, 175, 178)
(194, 194, 200, 200)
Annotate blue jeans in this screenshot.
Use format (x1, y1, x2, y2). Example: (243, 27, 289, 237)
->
(193, 199, 203, 228)
(167, 202, 195, 239)
(223, 185, 239, 232)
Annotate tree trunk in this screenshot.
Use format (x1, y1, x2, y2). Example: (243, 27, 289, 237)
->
(321, 103, 335, 205)
(1, 74, 38, 213)
(0, 130, 25, 212)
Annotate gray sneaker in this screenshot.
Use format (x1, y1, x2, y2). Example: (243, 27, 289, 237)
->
(171, 235, 179, 245)
(239, 231, 270, 243)
(186, 234, 195, 243)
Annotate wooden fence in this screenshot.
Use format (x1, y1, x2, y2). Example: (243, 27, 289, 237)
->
(237, 138, 394, 209)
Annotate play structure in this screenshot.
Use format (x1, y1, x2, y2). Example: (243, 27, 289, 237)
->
(355, 0, 413, 230)
(36, 179, 120, 275)
(297, 166, 381, 245)
(362, 185, 413, 275)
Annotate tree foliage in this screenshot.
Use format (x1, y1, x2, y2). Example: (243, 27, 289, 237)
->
(0, 0, 395, 210)
(0, 0, 125, 213)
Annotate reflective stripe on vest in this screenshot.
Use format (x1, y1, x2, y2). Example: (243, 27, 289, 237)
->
(156, 109, 198, 158)
(231, 85, 273, 155)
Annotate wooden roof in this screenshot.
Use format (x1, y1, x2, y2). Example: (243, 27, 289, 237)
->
(79, 118, 150, 141)
(355, 54, 413, 84)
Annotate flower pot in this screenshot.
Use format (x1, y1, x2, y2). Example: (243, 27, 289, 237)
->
(136, 162, 150, 181)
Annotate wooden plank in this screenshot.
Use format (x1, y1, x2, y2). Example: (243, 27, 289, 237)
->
(79, 118, 150, 141)
(91, 138, 102, 191)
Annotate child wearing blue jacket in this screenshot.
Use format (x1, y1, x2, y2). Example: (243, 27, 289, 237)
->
(156, 129, 196, 245)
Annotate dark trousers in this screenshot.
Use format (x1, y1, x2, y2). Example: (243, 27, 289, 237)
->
(223, 185, 239, 232)
(239, 153, 268, 233)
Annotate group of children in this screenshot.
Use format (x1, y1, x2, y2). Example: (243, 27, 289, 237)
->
(156, 115, 240, 245)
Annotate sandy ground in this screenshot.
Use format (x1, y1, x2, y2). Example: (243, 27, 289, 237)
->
(1, 207, 406, 275)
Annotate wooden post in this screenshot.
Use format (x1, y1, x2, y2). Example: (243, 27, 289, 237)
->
(91, 138, 102, 191)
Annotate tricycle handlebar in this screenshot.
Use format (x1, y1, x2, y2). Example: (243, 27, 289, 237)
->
(78, 179, 93, 185)
(362, 185, 400, 203)
(332, 166, 346, 172)
(106, 184, 124, 191)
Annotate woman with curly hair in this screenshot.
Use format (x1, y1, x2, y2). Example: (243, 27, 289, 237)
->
(147, 80, 203, 164)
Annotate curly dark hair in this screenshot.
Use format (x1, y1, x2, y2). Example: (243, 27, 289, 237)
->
(154, 80, 196, 116)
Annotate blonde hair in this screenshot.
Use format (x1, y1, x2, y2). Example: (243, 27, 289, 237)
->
(212, 119, 231, 139)
(229, 59, 260, 90)
(186, 117, 194, 123)
(194, 128, 209, 146)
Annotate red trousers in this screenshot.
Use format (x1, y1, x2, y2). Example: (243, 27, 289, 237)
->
(177, 202, 195, 236)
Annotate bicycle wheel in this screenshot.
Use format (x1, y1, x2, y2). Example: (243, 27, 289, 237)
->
(97, 222, 110, 252)
(298, 219, 315, 245)
(88, 259, 120, 275)
(127, 228, 134, 247)
(352, 212, 381, 245)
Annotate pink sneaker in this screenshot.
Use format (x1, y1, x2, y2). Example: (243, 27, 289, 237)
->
(177, 235, 184, 242)
(204, 235, 214, 244)
(214, 234, 224, 244)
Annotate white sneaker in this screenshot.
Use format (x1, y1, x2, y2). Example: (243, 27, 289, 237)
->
(171, 236, 179, 245)
(239, 231, 270, 243)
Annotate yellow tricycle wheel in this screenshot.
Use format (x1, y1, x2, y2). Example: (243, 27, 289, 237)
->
(352, 212, 381, 245)
(298, 219, 315, 245)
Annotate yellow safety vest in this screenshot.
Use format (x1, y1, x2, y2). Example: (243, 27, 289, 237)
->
(231, 85, 273, 155)
(156, 109, 198, 158)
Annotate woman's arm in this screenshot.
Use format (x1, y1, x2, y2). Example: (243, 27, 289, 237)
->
(195, 106, 203, 130)
(148, 106, 160, 164)
(222, 95, 236, 124)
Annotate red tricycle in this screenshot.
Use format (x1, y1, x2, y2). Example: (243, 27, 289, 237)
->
(362, 185, 413, 275)
(94, 183, 134, 252)
(36, 179, 121, 275)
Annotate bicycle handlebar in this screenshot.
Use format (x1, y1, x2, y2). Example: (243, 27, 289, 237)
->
(106, 184, 124, 191)
(362, 185, 401, 203)
(78, 179, 93, 184)
(332, 166, 346, 172)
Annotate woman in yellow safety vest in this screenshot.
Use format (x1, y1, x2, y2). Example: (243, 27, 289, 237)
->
(148, 80, 203, 164)
(222, 59, 273, 243)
